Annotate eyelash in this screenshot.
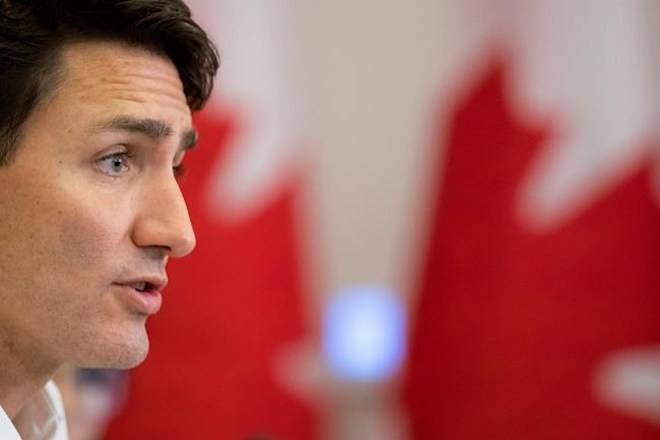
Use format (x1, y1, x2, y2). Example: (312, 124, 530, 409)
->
(97, 151, 187, 179)
(97, 151, 134, 177)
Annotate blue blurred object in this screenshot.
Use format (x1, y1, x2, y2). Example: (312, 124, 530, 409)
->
(323, 286, 406, 382)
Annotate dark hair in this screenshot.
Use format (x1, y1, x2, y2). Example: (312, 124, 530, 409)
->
(0, 0, 220, 165)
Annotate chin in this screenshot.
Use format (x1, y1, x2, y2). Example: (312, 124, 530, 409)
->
(76, 326, 151, 369)
(112, 341, 150, 369)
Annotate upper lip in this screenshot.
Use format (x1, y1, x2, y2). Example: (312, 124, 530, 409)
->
(114, 275, 168, 292)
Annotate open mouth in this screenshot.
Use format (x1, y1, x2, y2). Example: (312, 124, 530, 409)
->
(115, 275, 167, 294)
(113, 280, 164, 315)
(130, 281, 157, 293)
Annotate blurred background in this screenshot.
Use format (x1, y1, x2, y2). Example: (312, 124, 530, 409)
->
(58, 0, 660, 438)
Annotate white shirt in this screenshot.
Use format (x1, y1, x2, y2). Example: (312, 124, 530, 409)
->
(0, 381, 68, 440)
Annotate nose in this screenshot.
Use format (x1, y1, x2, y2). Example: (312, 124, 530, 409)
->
(132, 174, 196, 258)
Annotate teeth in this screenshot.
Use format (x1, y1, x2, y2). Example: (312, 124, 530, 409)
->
(132, 282, 147, 292)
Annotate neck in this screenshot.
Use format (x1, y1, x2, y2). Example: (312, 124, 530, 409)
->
(0, 327, 59, 420)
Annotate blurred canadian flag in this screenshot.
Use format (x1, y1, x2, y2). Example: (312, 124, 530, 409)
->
(403, 1, 660, 438)
(103, 1, 318, 439)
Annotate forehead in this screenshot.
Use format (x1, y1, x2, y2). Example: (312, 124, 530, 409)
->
(52, 40, 192, 129)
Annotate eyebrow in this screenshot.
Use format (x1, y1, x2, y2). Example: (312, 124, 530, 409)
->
(94, 115, 198, 151)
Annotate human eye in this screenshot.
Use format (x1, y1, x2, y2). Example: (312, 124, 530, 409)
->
(96, 150, 134, 177)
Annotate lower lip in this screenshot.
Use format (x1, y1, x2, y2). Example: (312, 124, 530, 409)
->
(113, 284, 162, 315)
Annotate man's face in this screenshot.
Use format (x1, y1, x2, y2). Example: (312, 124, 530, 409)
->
(0, 41, 196, 369)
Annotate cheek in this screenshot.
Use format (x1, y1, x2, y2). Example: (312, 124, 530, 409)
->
(28, 195, 131, 328)
(54, 196, 131, 278)
(12, 181, 132, 287)
(0, 184, 131, 336)
(58, 211, 110, 264)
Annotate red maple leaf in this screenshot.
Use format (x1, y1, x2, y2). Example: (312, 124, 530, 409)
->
(403, 59, 660, 439)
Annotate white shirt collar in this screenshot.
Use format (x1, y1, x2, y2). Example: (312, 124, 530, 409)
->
(0, 402, 20, 440)
(0, 380, 68, 440)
